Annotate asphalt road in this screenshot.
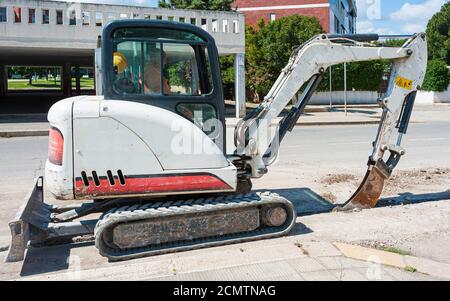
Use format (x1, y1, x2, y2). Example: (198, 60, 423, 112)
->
(1, 121, 450, 280)
(1, 121, 450, 191)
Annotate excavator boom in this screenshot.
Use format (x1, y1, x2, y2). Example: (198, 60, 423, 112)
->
(235, 33, 427, 209)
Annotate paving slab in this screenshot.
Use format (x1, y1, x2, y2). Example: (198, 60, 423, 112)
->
(329, 268, 369, 281)
(300, 270, 339, 281)
(334, 242, 450, 280)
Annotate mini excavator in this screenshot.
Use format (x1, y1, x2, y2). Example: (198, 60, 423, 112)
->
(6, 20, 427, 262)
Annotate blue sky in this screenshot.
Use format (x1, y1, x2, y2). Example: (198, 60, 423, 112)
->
(61, 0, 448, 34)
(355, 0, 448, 34)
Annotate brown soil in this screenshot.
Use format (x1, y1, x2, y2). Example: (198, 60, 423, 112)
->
(382, 167, 450, 196)
(320, 192, 337, 202)
(321, 173, 358, 185)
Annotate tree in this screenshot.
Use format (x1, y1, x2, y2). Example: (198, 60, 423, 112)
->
(426, 2, 449, 64)
(246, 16, 324, 101)
(422, 60, 449, 92)
(158, 0, 234, 11)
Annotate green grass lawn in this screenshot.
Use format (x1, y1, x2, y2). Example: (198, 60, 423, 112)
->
(8, 78, 94, 90)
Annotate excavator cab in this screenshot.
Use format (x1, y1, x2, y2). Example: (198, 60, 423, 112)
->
(102, 20, 226, 151)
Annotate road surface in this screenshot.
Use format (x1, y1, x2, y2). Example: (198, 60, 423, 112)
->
(0, 122, 449, 280)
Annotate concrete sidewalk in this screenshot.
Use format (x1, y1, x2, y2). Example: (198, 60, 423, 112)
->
(1, 104, 449, 138)
(2, 234, 441, 281)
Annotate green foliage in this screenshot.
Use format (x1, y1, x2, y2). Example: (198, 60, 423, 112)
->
(404, 266, 417, 273)
(158, 0, 234, 11)
(426, 2, 450, 64)
(381, 39, 407, 47)
(422, 59, 450, 92)
(219, 55, 235, 99)
(245, 16, 324, 101)
(319, 60, 388, 92)
(166, 61, 192, 89)
(382, 247, 411, 256)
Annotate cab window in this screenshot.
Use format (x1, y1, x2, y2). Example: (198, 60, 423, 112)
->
(112, 28, 212, 96)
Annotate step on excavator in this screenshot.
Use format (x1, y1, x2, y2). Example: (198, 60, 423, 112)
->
(6, 20, 427, 262)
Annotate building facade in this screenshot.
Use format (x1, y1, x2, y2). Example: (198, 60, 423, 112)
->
(234, 0, 357, 33)
(0, 0, 246, 112)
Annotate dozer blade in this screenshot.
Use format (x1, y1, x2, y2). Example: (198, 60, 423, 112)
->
(336, 159, 391, 211)
(5, 177, 97, 263)
(95, 192, 297, 261)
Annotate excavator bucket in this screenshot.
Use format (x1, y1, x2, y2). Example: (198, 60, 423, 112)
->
(337, 159, 391, 211)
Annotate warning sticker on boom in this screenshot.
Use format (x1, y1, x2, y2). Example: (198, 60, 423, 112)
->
(395, 76, 413, 90)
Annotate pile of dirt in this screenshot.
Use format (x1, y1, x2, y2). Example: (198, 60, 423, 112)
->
(317, 168, 450, 204)
(383, 167, 450, 196)
(321, 173, 358, 185)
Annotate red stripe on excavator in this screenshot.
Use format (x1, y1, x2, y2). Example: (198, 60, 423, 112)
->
(75, 174, 232, 196)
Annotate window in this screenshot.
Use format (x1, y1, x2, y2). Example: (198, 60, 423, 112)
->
(132, 13, 139, 19)
(270, 13, 276, 22)
(156, 15, 162, 20)
(42, 9, 49, 24)
(95, 12, 102, 26)
(190, 18, 196, 25)
(119, 13, 128, 19)
(176, 103, 218, 136)
(82, 11, 90, 25)
(222, 20, 228, 33)
(144, 14, 151, 19)
(179, 17, 185, 23)
(69, 10, 76, 25)
(13, 7, 21, 23)
(56, 10, 63, 25)
(111, 28, 211, 97)
(164, 43, 201, 95)
(0, 7, 6, 22)
(232, 20, 239, 33)
(201, 19, 207, 30)
(168, 16, 174, 21)
(211, 19, 217, 32)
(28, 8, 35, 23)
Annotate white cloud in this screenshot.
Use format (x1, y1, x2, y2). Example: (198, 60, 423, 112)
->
(357, 20, 375, 32)
(390, 0, 445, 21)
(356, 20, 394, 35)
(390, 0, 446, 33)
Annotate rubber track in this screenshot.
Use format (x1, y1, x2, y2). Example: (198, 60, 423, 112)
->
(95, 192, 297, 261)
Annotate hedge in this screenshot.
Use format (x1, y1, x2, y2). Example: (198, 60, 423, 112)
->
(421, 60, 450, 92)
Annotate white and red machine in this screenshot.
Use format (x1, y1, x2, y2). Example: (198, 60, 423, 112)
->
(6, 20, 427, 262)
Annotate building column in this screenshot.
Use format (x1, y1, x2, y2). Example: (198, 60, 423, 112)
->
(75, 66, 81, 95)
(0, 64, 6, 97)
(62, 62, 72, 97)
(234, 53, 246, 118)
(94, 43, 103, 96)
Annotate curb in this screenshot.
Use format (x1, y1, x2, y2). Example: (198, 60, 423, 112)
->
(297, 120, 380, 126)
(0, 120, 382, 138)
(0, 130, 49, 138)
(334, 242, 450, 280)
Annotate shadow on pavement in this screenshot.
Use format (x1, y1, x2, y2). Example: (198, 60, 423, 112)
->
(377, 190, 450, 207)
(331, 108, 379, 115)
(0, 114, 48, 123)
(255, 187, 335, 216)
(20, 241, 93, 277)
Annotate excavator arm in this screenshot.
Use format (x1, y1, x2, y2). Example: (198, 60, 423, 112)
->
(235, 33, 427, 209)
